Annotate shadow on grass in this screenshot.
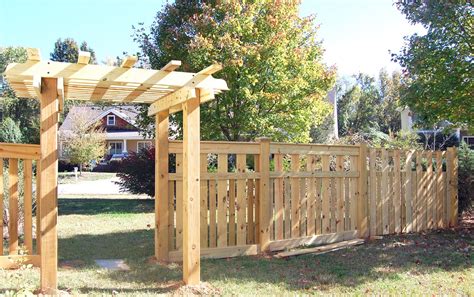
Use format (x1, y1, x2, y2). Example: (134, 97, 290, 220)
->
(58, 227, 472, 293)
(58, 198, 154, 215)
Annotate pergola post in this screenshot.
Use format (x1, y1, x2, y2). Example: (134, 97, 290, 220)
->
(39, 77, 59, 294)
(155, 110, 170, 261)
(182, 90, 201, 285)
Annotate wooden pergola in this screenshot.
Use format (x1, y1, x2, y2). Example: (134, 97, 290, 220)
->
(4, 48, 228, 293)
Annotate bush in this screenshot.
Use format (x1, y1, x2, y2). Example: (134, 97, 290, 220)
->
(0, 117, 23, 143)
(116, 147, 155, 197)
(458, 142, 473, 213)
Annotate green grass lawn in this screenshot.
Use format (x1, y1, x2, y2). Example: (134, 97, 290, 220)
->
(1, 197, 472, 296)
(58, 172, 116, 184)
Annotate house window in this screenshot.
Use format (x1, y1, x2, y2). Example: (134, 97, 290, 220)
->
(109, 142, 123, 155)
(463, 136, 474, 148)
(107, 115, 116, 126)
(137, 141, 152, 152)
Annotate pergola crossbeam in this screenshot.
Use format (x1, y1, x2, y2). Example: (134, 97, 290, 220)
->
(77, 51, 91, 65)
(121, 56, 138, 68)
(161, 60, 182, 72)
(27, 48, 41, 61)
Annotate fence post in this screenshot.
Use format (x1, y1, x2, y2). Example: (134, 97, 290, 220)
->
(257, 137, 271, 252)
(447, 147, 458, 227)
(357, 143, 368, 238)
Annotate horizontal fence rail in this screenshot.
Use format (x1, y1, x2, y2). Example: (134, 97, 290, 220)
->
(163, 140, 458, 260)
(0, 142, 41, 269)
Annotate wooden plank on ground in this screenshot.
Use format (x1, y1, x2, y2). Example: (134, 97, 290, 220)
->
(24, 159, 33, 254)
(169, 244, 259, 262)
(274, 238, 365, 258)
(321, 155, 330, 234)
(381, 149, 389, 235)
(9, 158, 19, 255)
(291, 154, 301, 238)
(268, 230, 358, 252)
(217, 154, 228, 247)
(236, 154, 247, 245)
(274, 154, 284, 240)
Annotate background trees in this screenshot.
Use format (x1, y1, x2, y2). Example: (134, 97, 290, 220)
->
(50, 38, 97, 64)
(393, 0, 473, 128)
(133, 0, 335, 143)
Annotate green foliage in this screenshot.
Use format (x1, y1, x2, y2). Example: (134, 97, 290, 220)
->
(333, 129, 422, 151)
(134, 0, 335, 142)
(0, 117, 23, 143)
(0, 46, 40, 144)
(458, 142, 473, 212)
(337, 70, 402, 137)
(393, 1, 473, 128)
(50, 38, 97, 64)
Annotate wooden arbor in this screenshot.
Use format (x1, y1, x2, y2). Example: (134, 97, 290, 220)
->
(4, 48, 228, 292)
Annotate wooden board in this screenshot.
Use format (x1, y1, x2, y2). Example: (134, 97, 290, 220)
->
(8, 159, 19, 255)
(268, 230, 358, 252)
(358, 144, 368, 237)
(307, 155, 317, 236)
(168, 244, 259, 262)
(247, 179, 255, 244)
(335, 156, 344, 232)
(200, 154, 208, 248)
(321, 155, 330, 234)
(393, 150, 401, 233)
(175, 154, 183, 250)
(155, 111, 169, 260)
(257, 138, 271, 250)
(236, 154, 247, 245)
(217, 154, 228, 247)
(369, 149, 377, 236)
(274, 154, 284, 240)
(350, 156, 358, 230)
(209, 178, 217, 248)
(182, 95, 201, 285)
(381, 149, 389, 235)
(24, 159, 33, 254)
(290, 154, 301, 238)
(404, 151, 414, 233)
(274, 238, 365, 258)
(228, 179, 236, 246)
(39, 78, 59, 293)
(284, 177, 291, 239)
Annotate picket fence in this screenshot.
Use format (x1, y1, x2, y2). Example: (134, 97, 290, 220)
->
(165, 140, 458, 260)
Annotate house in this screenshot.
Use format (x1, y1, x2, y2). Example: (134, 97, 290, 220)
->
(59, 105, 153, 159)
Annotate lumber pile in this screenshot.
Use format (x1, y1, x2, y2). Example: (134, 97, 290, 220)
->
(274, 238, 365, 258)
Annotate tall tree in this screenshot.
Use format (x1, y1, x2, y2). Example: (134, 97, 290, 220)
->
(133, 0, 335, 142)
(337, 70, 402, 137)
(60, 112, 106, 174)
(392, 1, 473, 128)
(0, 47, 40, 143)
(50, 38, 97, 64)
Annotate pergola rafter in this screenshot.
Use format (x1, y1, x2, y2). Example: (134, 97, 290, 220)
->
(4, 48, 228, 293)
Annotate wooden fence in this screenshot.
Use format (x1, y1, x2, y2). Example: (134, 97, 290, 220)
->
(164, 140, 458, 260)
(0, 142, 41, 269)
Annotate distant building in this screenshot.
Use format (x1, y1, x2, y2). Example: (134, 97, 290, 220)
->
(59, 105, 153, 159)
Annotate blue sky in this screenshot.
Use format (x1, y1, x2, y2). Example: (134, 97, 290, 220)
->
(0, 0, 424, 77)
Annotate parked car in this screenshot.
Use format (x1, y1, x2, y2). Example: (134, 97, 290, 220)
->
(109, 153, 129, 163)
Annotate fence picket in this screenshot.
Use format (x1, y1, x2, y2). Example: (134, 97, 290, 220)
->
(217, 154, 228, 247)
(321, 155, 330, 234)
(426, 152, 434, 229)
(236, 154, 247, 245)
(350, 156, 358, 231)
(369, 149, 377, 236)
(336, 156, 344, 233)
(284, 177, 291, 239)
(228, 179, 236, 245)
(274, 154, 284, 240)
(404, 151, 414, 233)
(381, 149, 389, 235)
(200, 154, 208, 248)
(24, 159, 33, 254)
(307, 155, 316, 235)
(175, 154, 183, 250)
(393, 150, 401, 233)
(8, 158, 19, 255)
(291, 155, 301, 237)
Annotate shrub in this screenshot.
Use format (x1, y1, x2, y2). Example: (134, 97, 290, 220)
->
(0, 117, 23, 143)
(116, 147, 155, 197)
(458, 142, 473, 213)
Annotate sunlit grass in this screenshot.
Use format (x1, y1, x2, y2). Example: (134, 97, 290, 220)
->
(1, 197, 472, 295)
